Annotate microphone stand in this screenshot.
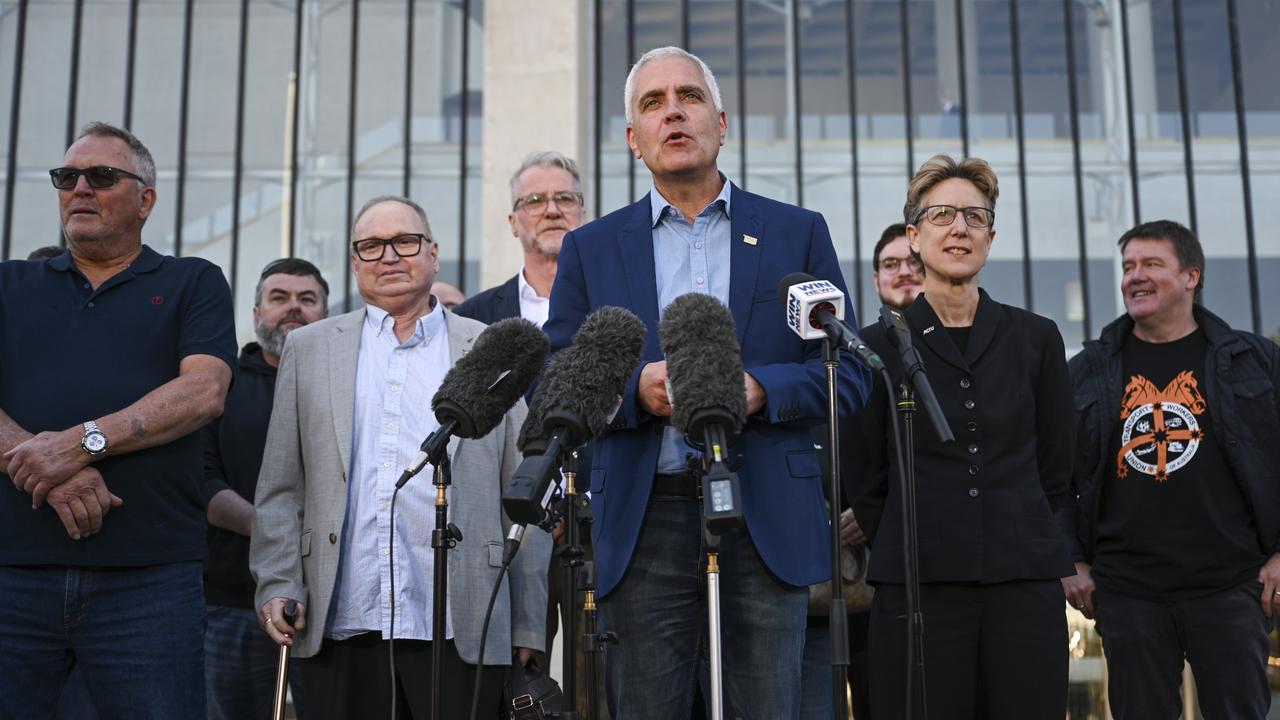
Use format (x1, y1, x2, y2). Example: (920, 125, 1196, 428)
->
(694, 421, 742, 720)
(427, 435, 461, 720)
(558, 451, 582, 720)
(879, 306, 953, 720)
(821, 338, 851, 720)
(892, 381, 927, 720)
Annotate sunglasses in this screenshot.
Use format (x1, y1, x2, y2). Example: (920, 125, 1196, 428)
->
(48, 166, 148, 190)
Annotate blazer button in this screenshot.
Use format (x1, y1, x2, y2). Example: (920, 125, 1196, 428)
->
(964, 400, 975, 410)
(967, 421, 977, 432)
(329, 533, 338, 544)
(968, 488, 979, 498)
(960, 378, 971, 389)
(968, 465, 979, 476)
(968, 444, 978, 454)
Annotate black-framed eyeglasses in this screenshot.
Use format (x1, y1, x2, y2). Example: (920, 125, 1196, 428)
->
(351, 233, 431, 261)
(915, 205, 994, 229)
(48, 166, 148, 190)
(877, 255, 924, 275)
(513, 191, 584, 215)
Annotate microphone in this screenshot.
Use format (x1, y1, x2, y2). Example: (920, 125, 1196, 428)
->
(659, 292, 746, 535)
(777, 272, 884, 370)
(502, 479, 559, 565)
(878, 305, 955, 443)
(397, 318, 550, 488)
(503, 306, 647, 524)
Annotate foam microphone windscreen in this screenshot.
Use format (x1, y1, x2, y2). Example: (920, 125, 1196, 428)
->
(517, 306, 647, 453)
(659, 292, 747, 438)
(431, 317, 549, 439)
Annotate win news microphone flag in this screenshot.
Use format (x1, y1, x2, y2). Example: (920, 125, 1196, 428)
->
(777, 272, 884, 370)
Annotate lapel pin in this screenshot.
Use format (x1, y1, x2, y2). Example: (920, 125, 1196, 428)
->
(742, 234, 758, 246)
(923, 325, 935, 335)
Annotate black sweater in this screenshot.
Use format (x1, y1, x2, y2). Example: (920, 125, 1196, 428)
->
(202, 343, 277, 609)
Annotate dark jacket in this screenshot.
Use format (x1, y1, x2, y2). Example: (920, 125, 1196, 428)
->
(454, 275, 520, 325)
(202, 343, 277, 609)
(853, 289, 1077, 584)
(1058, 305, 1280, 563)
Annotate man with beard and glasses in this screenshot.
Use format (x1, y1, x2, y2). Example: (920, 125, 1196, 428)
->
(455, 150, 585, 327)
(201, 258, 329, 720)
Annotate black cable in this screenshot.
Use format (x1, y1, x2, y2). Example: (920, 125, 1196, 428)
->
(468, 556, 510, 720)
(389, 486, 400, 720)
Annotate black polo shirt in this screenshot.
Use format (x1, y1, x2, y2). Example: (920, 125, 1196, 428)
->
(0, 245, 236, 567)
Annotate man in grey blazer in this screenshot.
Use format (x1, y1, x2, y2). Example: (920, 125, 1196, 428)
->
(250, 196, 550, 719)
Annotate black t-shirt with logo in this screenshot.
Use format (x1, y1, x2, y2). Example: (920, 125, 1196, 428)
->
(1092, 328, 1266, 600)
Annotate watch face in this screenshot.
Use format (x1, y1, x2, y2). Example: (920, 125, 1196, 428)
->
(84, 432, 107, 454)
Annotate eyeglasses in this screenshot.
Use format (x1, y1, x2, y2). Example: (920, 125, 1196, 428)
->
(877, 255, 924, 275)
(48, 166, 148, 190)
(351, 233, 431, 261)
(513, 191, 584, 215)
(915, 205, 994, 229)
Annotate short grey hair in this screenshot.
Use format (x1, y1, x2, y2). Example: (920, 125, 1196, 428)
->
(350, 195, 433, 241)
(624, 46, 723, 126)
(75, 121, 156, 187)
(509, 151, 582, 208)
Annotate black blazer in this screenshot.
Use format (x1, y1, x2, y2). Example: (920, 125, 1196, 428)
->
(851, 289, 1076, 584)
(454, 275, 520, 325)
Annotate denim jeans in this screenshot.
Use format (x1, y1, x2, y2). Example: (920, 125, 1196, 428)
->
(205, 604, 307, 720)
(0, 562, 206, 720)
(798, 622, 833, 720)
(598, 495, 807, 720)
(1095, 579, 1274, 720)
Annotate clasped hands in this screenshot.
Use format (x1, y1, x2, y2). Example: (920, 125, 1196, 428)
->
(5, 427, 122, 540)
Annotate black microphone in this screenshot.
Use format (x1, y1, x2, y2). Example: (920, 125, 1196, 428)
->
(878, 305, 955, 443)
(396, 318, 550, 488)
(503, 306, 647, 524)
(659, 292, 746, 535)
(777, 272, 883, 370)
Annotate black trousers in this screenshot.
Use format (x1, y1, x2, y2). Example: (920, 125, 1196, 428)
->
(297, 633, 507, 720)
(868, 580, 1067, 720)
(1094, 579, 1273, 720)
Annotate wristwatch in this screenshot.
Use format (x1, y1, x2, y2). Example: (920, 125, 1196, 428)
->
(81, 420, 108, 457)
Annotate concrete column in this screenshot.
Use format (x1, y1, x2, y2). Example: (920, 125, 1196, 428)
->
(480, 0, 589, 291)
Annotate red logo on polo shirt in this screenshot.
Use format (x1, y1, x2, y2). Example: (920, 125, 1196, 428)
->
(151, 295, 164, 305)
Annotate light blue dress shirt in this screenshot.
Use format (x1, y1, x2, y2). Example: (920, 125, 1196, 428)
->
(327, 302, 454, 641)
(651, 179, 733, 474)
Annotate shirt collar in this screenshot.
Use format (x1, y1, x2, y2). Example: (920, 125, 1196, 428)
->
(648, 174, 732, 228)
(48, 244, 163, 274)
(364, 296, 444, 347)
(517, 266, 545, 302)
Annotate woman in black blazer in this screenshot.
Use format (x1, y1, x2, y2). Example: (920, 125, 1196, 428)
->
(852, 155, 1075, 719)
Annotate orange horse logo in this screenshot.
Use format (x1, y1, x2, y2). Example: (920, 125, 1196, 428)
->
(1116, 371, 1205, 482)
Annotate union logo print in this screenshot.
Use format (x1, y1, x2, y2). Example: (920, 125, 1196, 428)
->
(1116, 371, 1206, 483)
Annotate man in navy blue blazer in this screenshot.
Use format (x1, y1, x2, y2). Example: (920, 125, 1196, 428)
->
(543, 46, 870, 719)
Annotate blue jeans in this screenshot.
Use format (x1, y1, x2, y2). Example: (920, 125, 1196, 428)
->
(1095, 579, 1274, 720)
(598, 495, 807, 720)
(0, 562, 206, 720)
(205, 604, 307, 720)
(798, 622, 833, 720)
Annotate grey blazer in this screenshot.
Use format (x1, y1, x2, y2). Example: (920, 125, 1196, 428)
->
(249, 307, 550, 662)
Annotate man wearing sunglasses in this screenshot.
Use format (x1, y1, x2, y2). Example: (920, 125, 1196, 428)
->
(0, 122, 237, 718)
(250, 196, 549, 719)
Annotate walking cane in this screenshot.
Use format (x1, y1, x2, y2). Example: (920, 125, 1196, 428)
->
(272, 599, 299, 720)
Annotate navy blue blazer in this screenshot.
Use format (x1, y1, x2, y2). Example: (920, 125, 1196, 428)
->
(543, 183, 872, 598)
(454, 275, 520, 325)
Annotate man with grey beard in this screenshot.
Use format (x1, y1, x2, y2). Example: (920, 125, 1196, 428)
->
(202, 257, 329, 720)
